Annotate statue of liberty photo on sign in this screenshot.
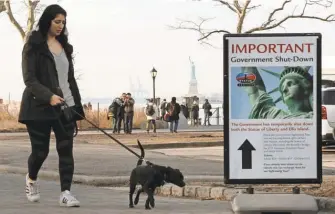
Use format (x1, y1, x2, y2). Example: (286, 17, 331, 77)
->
(230, 66, 314, 119)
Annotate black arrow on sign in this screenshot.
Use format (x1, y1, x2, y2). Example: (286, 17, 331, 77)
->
(238, 139, 256, 169)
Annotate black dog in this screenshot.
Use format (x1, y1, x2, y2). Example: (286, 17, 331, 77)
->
(129, 141, 186, 209)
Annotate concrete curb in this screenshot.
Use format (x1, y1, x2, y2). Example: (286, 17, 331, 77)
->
(315, 197, 335, 211)
(103, 185, 335, 212)
(153, 186, 335, 212)
(153, 184, 243, 200)
(129, 141, 223, 149)
(0, 165, 223, 186)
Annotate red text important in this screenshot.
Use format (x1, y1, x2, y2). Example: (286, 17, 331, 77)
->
(232, 43, 314, 54)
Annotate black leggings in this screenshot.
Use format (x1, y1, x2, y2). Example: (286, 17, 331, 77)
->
(26, 115, 75, 192)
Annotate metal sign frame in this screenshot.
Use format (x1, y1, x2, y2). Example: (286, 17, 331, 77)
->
(223, 33, 322, 185)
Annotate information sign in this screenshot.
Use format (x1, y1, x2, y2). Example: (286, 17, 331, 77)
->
(223, 33, 322, 184)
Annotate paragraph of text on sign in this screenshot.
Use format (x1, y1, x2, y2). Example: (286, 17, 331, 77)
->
(230, 122, 313, 132)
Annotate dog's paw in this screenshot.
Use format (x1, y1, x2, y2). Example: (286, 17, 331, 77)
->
(134, 197, 139, 205)
(145, 206, 151, 210)
(129, 204, 134, 208)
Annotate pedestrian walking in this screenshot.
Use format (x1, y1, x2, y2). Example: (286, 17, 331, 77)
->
(18, 4, 84, 207)
(145, 98, 158, 133)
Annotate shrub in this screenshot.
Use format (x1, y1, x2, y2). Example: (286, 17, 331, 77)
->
(0, 102, 152, 130)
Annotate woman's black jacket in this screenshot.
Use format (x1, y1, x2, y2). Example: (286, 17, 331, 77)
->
(18, 30, 85, 124)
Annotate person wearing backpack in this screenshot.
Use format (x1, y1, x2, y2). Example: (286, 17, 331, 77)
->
(165, 97, 181, 133)
(159, 99, 167, 120)
(109, 95, 124, 133)
(107, 100, 115, 128)
(144, 98, 158, 133)
(202, 99, 212, 126)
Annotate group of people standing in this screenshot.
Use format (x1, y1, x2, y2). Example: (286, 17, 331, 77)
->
(108, 95, 213, 134)
(107, 93, 135, 134)
(145, 97, 214, 133)
(163, 98, 213, 127)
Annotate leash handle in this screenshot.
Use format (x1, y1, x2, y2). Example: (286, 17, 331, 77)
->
(52, 101, 78, 137)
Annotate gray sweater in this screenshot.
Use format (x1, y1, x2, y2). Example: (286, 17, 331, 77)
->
(52, 49, 75, 107)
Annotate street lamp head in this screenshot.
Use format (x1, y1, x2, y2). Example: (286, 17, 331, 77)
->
(151, 67, 157, 78)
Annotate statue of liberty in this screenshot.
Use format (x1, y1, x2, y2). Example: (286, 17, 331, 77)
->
(241, 66, 314, 119)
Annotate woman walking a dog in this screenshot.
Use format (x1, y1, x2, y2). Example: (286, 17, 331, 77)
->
(18, 4, 84, 207)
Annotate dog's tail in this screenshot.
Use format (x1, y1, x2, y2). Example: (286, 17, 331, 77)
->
(136, 139, 145, 166)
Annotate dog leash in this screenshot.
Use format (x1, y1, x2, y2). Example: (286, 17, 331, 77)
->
(59, 101, 146, 160)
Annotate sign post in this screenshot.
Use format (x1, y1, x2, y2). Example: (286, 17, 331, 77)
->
(223, 33, 322, 185)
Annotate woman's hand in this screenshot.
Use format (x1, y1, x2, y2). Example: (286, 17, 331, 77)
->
(50, 94, 64, 106)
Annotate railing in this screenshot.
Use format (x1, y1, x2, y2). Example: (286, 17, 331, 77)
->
(186, 106, 222, 126)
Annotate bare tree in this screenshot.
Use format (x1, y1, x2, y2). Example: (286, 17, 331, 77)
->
(0, 0, 82, 80)
(0, 0, 48, 42)
(0, 0, 64, 43)
(170, 0, 335, 46)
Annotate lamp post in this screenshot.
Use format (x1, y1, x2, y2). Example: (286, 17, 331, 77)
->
(150, 67, 157, 104)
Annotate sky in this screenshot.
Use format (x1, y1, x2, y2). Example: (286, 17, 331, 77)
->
(0, 0, 334, 102)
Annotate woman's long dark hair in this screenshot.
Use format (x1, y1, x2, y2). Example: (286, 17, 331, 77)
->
(37, 4, 72, 59)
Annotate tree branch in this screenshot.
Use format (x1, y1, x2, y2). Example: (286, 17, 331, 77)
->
(246, 0, 292, 33)
(4, 0, 25, 40)
(246, 4, 261, 11)
(214, 0, 259, 14)
(201, 29, 231, 40)
(168, 17, 230, 42)
(236, 0, 251, 33)
(26, 0, 40, 41)
(171, 0, 335, 47)
(309, 0, 333, 7)
(245, 0, 335, 33)
(0, 1, 6, 13)
(213, 0, 238, 13)
(233, 0, 242, 13)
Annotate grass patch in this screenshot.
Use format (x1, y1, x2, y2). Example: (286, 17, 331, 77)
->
(0, 101, 150, 130)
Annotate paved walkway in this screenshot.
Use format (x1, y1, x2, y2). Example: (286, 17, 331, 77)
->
(1, 139, 335, 179)
(0, 173, 231, 214)
(0, 140, 223, 178)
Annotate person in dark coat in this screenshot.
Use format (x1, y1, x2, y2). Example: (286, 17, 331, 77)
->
(165, 97, 181, 133)
(124, 92, 135, 134)
(191, 101, 199, 126)
(109, 94, 125, 134)
(202, 99, 212, 126)
(119, 92, 126, 133)
(18, 4, 84, 207)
